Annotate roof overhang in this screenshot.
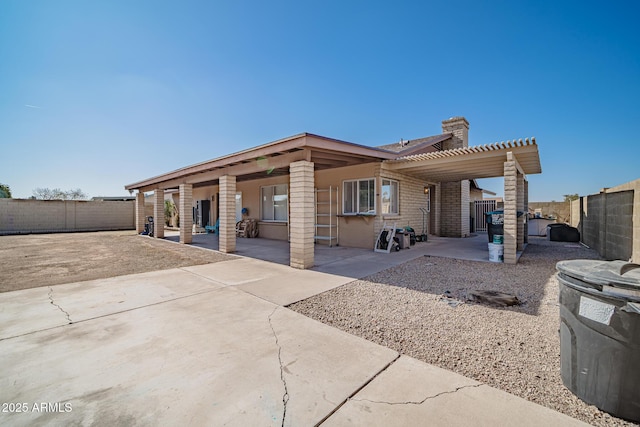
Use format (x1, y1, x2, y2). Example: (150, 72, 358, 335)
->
(383, 138, 541, 182)
(125, 133, 398, 192)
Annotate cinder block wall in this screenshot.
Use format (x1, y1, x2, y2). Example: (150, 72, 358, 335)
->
(572, 178, 639, 262)
(0, 199, 135, 235)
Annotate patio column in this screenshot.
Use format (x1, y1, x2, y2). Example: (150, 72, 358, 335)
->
(289, 160, 315, 269)
(135, 192, 145, 233)
(503, 153, 517, 264)
(179, 183, 193, 244)
(219, 175, 236, 253)
(432, 183, 441, 236)
(524, 179, 529, 244)
(517, 173, 525, 250)
(153, 189, 165, 238)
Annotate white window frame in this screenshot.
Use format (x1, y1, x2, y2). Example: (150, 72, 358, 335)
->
(260, 184, 288, 222)
(342, 178, 376, 215)
(381, 178, 399, 215)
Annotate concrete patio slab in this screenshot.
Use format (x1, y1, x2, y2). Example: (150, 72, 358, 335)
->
(0, 268, 220, 339)
(182, 258, 292, 286)
(0, 286, 68, 340)
(235, 269, 353, 306)
(323, 355, 588, 427)
(0, 284, 398, 426)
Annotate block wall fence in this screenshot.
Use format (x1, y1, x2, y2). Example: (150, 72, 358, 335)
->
(0, 199, 135, 235)
(569, 178, 639, 263)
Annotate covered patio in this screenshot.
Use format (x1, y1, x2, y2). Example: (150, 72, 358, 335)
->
(163, 231, 519, 278)
(126, 133, 540, 268)
(384, 138, 541, 264)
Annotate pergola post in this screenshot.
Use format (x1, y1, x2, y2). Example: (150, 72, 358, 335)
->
(289, 160, 315, 269)
(135, 192, 145, 233)
(504, 152, 524, 264)
(219, 175, 236, 253)
(153, 189, 165, 238)
(517, 173, 525, 250)
(179, 183, 193, 244)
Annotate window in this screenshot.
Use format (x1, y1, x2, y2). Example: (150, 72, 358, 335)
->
(381, 179, 399, 215)
(343, 179, 375, 214)
(261, 184, 288, 221)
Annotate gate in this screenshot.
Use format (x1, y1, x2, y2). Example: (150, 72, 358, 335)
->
(474, 200, 496, 232)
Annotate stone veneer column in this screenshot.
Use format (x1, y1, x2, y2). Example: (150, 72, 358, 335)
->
(219, 175, 236, 253)
(179, 183, 193, 244)
(135, 192, 145, 233)
(289, 160, 315, 269)
(503, 154, 518, 264)
(517, 174, 525, 250)
(153, 189, 165, 238)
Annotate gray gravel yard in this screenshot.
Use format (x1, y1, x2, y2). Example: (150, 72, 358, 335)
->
(290, 237, 637, 427)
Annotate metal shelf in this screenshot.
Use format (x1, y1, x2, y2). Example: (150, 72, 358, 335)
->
(314, 186, 339, 247)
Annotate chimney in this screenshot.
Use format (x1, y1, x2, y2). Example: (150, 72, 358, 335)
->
(441, 116, 469, 150)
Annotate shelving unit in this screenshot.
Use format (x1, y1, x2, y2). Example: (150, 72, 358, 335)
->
(314, 186, 339, 247)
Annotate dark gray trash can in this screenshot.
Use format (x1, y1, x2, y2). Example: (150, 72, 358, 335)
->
(556, 260, 640, 422)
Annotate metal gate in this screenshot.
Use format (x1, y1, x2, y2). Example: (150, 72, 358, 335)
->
(474, 200, 496, 232)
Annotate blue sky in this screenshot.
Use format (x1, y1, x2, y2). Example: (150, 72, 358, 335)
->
(1, 1, 638, 201)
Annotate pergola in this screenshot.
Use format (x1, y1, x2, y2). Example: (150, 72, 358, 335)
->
(384, 138, 541, 263)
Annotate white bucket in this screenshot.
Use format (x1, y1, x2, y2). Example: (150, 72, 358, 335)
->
(488, 243, 504, 262)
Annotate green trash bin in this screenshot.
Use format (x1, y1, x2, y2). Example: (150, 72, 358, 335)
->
(556, 260, 640, 422)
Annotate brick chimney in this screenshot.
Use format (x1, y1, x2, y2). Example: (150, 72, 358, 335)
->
(438, 116, 471, 238)
(441, 116, 469, 150)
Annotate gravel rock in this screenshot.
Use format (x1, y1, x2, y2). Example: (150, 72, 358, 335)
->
(290, 237, 638, 427)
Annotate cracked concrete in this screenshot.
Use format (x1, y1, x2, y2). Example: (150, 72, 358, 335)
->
(350, 383, 484, 406)
(0, 259, 588, 426)
(48, 286, 72, 324)
(321, 356, 588, 426)
(268, 307, 290, 427)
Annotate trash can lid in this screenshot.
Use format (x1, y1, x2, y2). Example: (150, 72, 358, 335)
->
(556, 260, 640, 291)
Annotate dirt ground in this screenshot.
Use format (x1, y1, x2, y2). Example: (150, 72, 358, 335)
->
(0, 231, 236, 293)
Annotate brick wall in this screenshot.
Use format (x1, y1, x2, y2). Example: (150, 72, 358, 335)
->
(0, 199, 135, 235)
(374, 166, 429, 241)
(439, 181, 470, 237)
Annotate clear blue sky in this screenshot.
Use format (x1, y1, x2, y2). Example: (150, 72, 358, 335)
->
(1, 1, 639, 201)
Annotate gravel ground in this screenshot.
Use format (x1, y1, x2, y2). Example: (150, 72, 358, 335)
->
(290, 237, 638, 426)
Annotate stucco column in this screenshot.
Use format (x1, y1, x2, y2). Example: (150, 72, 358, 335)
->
(517, 173, 525, 250)
(135, 192, 145, 233)
(503, 155, 517, 264)
(179, 183, 193, 244)
(153, 189, 165, 238)
(289, 160, 315, 269)
(219, 175, 236, 253)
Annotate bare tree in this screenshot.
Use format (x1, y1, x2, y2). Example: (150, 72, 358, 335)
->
(32, 187, 88, 200)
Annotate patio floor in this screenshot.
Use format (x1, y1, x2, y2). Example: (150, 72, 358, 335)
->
(164, 231, 523, 279)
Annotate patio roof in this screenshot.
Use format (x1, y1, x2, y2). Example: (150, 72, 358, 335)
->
(125, 133, 398, 192)
(383, 138, 541, 182)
